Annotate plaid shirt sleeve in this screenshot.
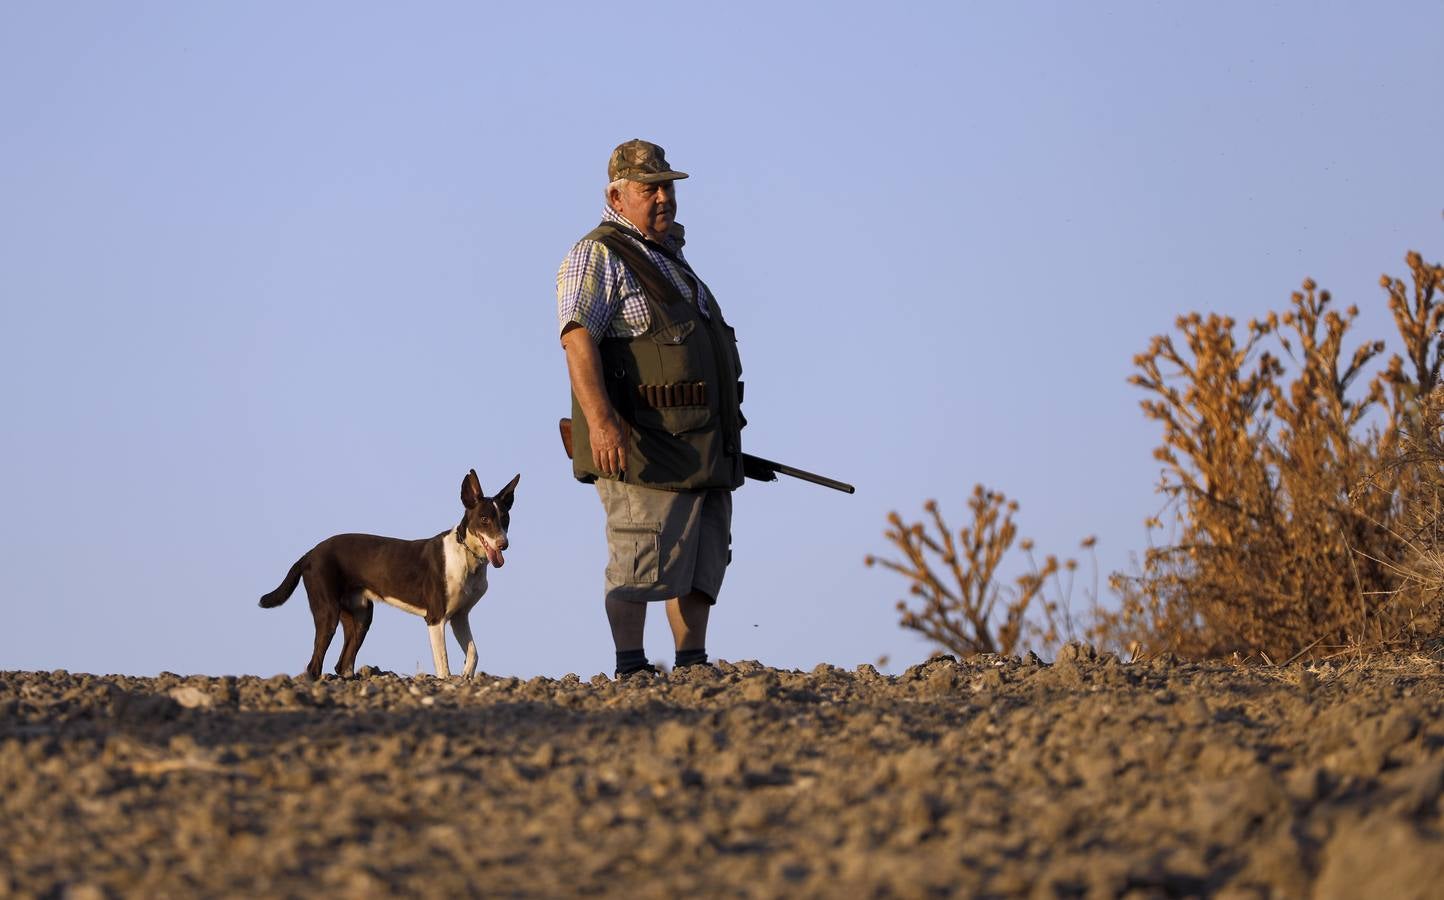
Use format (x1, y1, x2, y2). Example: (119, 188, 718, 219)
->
(556, 239, 620, 342)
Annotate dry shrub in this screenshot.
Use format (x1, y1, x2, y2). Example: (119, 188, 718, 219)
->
(1352, 385, 1444, 649)
(1103, 249, 1444, 660)
(866, 485, 1097, 657)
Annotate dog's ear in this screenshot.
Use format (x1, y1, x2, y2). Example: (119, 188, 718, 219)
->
(496, 473, 521, 510)
(461, 469, 483, 509)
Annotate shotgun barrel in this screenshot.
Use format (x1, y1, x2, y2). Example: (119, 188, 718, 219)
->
(741, 453, 855, 494)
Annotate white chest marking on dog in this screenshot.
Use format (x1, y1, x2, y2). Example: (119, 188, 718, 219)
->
(442, 531, 488, 617)
(361, 590, 425, 618)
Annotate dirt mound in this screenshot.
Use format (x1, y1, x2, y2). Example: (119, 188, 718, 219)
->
(3, 650, 1443, 897)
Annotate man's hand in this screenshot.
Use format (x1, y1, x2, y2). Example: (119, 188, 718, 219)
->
(590, 412, 628, 477)
(561, 322, 629, 478)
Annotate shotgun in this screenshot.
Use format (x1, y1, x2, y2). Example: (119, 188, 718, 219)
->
(558, 418, 855, 494)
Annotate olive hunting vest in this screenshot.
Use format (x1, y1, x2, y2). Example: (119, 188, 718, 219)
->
(570, 221, 745, 491)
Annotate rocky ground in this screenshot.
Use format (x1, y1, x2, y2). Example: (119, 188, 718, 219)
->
(2, 648, 1443, 898)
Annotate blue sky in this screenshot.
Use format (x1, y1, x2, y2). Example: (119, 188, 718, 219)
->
(2, 2, 1441, 677)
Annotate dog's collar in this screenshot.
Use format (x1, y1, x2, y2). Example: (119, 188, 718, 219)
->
(453, 525, 491, 565)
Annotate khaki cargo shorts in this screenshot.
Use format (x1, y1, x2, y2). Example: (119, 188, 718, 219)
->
(595, 479, 732, 604)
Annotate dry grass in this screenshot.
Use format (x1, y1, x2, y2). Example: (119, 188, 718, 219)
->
(866, 485, 1097, 658)
(872, 246, 1444, 662)
(1104, 248, 1444, 661)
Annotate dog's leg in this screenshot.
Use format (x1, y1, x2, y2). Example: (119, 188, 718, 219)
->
(351, 601, 374, 672)
(336, 608, 359, 678)
(428, 622, 451, 677)
(451, 612, 479, 678)
(334, 597, 375, 678)
(304, 571, 340, 681)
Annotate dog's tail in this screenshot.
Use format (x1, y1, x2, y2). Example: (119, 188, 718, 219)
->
(259, 554, 307, 608)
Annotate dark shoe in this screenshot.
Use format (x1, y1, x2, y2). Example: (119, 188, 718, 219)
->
(672, 660, 719, 675)
(614, 663, 660, 679)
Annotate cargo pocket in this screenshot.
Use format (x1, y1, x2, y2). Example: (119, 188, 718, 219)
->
(634, 404, 713, 436)
(650, 320, 704, 382)
(607, 523, 662, 585)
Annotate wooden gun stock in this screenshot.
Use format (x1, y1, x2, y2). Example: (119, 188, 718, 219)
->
(559, 417, 576, 459)
(558, 418, 853, 494)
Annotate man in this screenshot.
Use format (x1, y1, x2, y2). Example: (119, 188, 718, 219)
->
(556, 139, 746, 678)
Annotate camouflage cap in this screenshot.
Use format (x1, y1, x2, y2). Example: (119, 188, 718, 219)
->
(608, 139, 689, 184)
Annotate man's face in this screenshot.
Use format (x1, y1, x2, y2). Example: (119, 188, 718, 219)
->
(609, 179, 677, 240)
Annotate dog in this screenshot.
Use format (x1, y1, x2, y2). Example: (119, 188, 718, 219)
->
(259, 470, 519, 680)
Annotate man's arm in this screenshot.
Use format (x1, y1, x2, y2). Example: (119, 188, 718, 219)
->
(561, 322, 628, 477)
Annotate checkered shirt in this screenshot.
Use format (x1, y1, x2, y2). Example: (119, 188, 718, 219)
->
(556, 206, 712, 341)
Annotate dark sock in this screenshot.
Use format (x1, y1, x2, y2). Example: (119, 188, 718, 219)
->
(674, 648, 708, 669)
(615, 649, 649, 675)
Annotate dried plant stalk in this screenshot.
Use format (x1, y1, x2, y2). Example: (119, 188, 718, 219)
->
(867, 485, 1087, 658)
(1105, 249, 1444, 660)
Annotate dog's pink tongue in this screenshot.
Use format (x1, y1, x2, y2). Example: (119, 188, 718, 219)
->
(488, 547, 505, 568)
